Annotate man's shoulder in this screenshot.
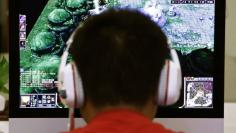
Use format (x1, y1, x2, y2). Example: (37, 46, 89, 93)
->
(138, 122, 182, 133)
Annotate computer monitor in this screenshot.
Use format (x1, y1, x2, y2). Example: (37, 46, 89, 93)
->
(10, 0, 225, 118)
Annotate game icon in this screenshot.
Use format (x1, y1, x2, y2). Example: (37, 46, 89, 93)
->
(182, 77, 213, 108)
(20, 95, 31, 107)
(19, 23, 26, 31)
(19, 14, 26, 24)
(19, 32, 26, 40)
(19, 41, 26, 48)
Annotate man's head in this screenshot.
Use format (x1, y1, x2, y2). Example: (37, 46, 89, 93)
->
(70, 9, 169, 120)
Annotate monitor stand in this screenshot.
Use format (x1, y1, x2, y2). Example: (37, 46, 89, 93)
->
(9, 118, 223, 133)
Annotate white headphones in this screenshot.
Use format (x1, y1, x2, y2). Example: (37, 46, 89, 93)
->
(58, 30, 182, 108)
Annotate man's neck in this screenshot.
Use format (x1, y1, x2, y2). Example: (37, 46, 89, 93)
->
(80, 101, 157, 123)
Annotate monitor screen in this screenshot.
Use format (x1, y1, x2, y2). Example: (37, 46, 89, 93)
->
(15, 0, 224, 117)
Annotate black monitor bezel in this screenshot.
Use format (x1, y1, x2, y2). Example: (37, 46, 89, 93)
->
(9, 0, 225, 118)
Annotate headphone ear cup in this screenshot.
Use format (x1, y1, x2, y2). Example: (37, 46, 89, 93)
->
(157, 60, 169, 106)
(157, 50, 182, 106)
(59, 62, 84, 108)
(71, 62, 85, 108)
(60, 63, 77, 108)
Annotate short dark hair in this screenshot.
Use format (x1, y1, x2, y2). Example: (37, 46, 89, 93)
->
(71, 9, 169, 108)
